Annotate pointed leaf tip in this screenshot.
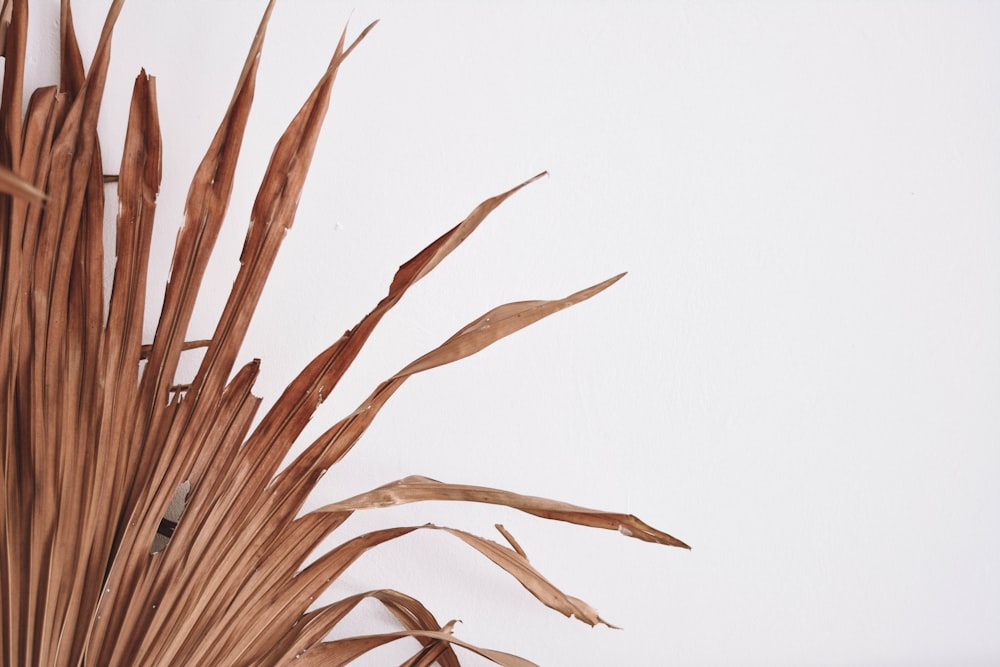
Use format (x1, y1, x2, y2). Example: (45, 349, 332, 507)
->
(0, 165, 45, 203)
(393, 272, 628, 380)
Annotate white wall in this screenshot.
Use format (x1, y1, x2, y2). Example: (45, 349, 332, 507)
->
(27, 1, 1000, 665)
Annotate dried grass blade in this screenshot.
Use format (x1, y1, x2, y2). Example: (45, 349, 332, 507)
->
(392, 171, 546, 291)
(261, 172, 551, 528)
(397, 524, 617, 626)
(186, 21, 376, 405)
(124, 349, 380, 663)
(253, 591, 395, 664)
(21, 3, 124, 662)
(382, 619, 460, 667)
(0, 0, 25, 170)
(133, 0, 276, 446)
(399, 618, 461, 667)
(133, 359, 378, 659)
(131, 27, 375, 580)
(434, 526, 615, 627)
(0, 0, 25, 393)
(90, 9, 279, 661)
(112, 27, 378, 632)
(402, 638, 459, 667)
(121, 374, 265, 667)
(164, 511, 350, 663)
(0, 165, 43, 202)
(396, 273, 625, 378)
(228, 276, 635, 642)
(141, 354, 358, 658)
(255, 589, 460, 667)
(58, 0, 86, 97)
(0, 86, 58, 426)
(495, 524, 528, 558)
(195, 526, 420, 665)
(0, 85, 59, 341)
(319, 475, 690, 548)
(109, 28, 382, 664)
(0, 85, 63, 667)
(102, 69, 162, 516)
(272, 273, 627, 514)
(64, 70, 163, 666)
(296, 629, 538, 667)
(263, 521, 612, 654)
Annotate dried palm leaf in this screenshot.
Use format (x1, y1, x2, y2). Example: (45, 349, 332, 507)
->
(0, 2, 688, 665)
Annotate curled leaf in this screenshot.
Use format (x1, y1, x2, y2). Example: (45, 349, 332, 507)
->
(320, 475, 690, 548)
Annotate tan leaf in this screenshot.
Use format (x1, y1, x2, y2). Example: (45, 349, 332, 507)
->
(256, 589, 460, 667)
(296, 629, 538, 667)
(0, 164, 43, 202)
(319, 475, 690, 549)
(396, 273, 625, 378)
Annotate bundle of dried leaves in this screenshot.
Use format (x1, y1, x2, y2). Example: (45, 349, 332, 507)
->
(0, 1, 688, 665)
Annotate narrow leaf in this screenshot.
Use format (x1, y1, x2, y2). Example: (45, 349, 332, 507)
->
(396, 273, 626, 378)
(296, 629, 538, 667)
(255, 589, 460, 667)
(0, 165, 43, 203)
(319, 475, 690, 548)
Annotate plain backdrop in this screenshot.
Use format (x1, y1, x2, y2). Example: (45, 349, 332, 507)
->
(22, 1, 1000, 665)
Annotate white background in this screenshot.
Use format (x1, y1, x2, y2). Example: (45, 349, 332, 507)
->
(24, 1, 1000, 665)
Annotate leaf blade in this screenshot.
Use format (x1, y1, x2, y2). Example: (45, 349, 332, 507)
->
(395, 273, 626, 379)
(318, 475, 690, 548)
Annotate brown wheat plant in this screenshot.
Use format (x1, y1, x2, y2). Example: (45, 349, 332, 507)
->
(0, 1, 689, 665)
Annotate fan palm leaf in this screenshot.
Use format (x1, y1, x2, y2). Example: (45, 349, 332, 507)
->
(0, 2, 688, 664)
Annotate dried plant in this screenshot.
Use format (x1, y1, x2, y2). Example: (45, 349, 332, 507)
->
(0, 2, 688, 665)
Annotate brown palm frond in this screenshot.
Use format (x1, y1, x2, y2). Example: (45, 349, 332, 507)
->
(0, 2, 688, 665)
